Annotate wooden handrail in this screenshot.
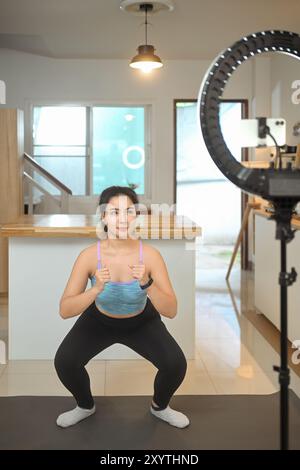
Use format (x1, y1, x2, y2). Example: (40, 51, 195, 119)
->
(24, 153, 72, 195)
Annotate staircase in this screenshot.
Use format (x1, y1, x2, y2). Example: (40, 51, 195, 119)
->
(23, 153, 72, 214)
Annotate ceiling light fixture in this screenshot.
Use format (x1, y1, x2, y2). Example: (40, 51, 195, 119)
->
(120, 0, 174, 14)
(129, 3, 163, 73)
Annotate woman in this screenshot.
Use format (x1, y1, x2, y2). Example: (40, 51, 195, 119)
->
(54, 186, 189, 429)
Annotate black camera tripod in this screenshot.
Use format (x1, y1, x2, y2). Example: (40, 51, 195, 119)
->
(269, 200, 298, 450)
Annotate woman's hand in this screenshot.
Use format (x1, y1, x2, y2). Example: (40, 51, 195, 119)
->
(93, 265, 111, 293)
(128, 263, 148, 286)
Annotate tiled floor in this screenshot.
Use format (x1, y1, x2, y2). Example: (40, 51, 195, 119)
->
(1, 243, 298, 400)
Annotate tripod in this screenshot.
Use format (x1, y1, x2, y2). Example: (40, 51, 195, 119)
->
(269, 200, 298, 450)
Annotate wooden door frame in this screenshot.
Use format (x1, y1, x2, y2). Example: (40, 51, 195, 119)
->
(173, 98, 250, 270)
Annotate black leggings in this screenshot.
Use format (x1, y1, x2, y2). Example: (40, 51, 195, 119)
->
(54, 297, 187, 410)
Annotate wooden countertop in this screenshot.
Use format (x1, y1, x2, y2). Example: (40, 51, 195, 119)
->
(254, 207, 300, 230)
(0, 214, 202, 239)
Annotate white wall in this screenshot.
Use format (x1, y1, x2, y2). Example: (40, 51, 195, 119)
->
(0, 48, 258, 203)
(4, 48, 295, 258)
(271, 53, 300, 147)
(0, 48, 213, 206)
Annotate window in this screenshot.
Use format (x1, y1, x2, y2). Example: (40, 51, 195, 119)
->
(175, 101, 242, 185)
(33, 106, 87, 195)
(92, 106, 146, 195)
(32, 105, 150, 197)
(175, 99, 245, 245)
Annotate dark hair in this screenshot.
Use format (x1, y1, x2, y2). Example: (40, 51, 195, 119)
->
(98, 186, 139, 232)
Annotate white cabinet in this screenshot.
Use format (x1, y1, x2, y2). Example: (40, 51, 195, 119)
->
(254, 213, 300, 343)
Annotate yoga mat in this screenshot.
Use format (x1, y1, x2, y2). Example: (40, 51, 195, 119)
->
(0, 391, 300, 450)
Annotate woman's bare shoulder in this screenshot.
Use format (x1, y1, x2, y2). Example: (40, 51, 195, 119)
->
(80, 242, 97, 257)
(142, 242, 161, 263)
(142, 241, 160, 254)
(78, 242, 98, 276)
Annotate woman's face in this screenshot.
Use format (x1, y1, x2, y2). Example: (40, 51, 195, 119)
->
(102, 194, 137, 238)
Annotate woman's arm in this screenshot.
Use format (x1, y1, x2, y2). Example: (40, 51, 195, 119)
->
(59, 250, 101, 319)
(144, 247, 178, 319)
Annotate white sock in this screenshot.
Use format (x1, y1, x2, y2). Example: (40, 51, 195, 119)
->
(150, 404, 190, 428)
(56, 404, 96, 428)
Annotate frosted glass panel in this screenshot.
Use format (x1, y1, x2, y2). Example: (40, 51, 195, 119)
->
(34, 156, 86, 196)
(33, 106, 87, 196)
(33, 106, 86, 145)
(33, 146, 86, 156)
(92, 107, 145, 195)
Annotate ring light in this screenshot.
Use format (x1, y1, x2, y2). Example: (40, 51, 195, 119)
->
(198, 30, 300, 203)
(198, 30, 300, 451)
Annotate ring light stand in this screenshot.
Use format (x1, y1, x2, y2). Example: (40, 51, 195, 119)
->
(198, 30, 300, 450)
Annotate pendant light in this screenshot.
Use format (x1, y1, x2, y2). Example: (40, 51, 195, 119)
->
(129, 3, 163, 73)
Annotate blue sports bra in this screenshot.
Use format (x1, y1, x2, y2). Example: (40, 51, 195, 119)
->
(89, 239, 148, 316)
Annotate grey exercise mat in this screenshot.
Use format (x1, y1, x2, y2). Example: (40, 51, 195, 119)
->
(0, 391, 300, 450)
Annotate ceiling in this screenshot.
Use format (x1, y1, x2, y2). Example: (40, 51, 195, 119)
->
(0, 0, 299, 60)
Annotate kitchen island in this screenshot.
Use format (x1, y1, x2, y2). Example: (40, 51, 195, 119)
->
(0, 214, 201, 360)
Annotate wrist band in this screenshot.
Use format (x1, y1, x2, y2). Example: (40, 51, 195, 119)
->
(140, 277, 153, 290)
